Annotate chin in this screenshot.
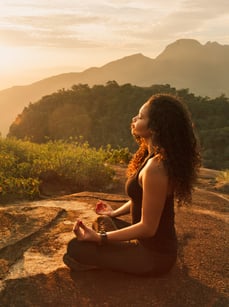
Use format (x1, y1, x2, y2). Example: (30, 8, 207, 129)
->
(131, 131, 139, 138)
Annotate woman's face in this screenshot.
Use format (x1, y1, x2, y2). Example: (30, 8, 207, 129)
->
(131, 103, 152, 138)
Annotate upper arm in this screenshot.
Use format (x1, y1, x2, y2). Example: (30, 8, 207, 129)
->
(140, 159, 168, 236)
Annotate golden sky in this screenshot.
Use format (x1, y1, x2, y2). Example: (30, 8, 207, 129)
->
(0, 0, 229, 90)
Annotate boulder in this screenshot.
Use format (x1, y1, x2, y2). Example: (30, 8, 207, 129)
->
(0, 189, 228, 306)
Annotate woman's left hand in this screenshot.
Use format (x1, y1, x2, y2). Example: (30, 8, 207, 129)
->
(73, 220, 100, 243)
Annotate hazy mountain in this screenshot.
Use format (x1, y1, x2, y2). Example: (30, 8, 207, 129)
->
(1, 38, 229, 136)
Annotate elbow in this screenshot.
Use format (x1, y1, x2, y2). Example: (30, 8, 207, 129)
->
(139, 222, 157, 238)
(145, 228, 156, 238)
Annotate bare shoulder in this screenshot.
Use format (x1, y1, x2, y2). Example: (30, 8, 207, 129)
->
(139, 155, 168, 188)
(144, 155, 168, 177)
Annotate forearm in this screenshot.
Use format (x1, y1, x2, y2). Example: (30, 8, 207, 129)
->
(110, 200, 131, 217)
(106, 221, 153, 242)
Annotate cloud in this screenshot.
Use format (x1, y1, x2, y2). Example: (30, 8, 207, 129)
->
(129, 0, 229, 42)
(0, 2, 159, 48)
(183, 0, 229, 14)
(0, 28, 102, 48)
(10, 14, 102, 28)
(0, 10, 106, 47)
(0, 0, 228, 50)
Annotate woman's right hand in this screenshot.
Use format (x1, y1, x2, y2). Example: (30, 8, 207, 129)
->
(95, 200, 114, 216)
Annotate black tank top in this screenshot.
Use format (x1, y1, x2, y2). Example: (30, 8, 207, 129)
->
(125, 155, 177, 254)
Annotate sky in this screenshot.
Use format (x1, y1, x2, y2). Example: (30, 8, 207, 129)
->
(0, 0, 229, 90)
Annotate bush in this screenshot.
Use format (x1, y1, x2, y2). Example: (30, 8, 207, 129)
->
(0, 138, 115, 203)
(99, 145, 132, 164)
(0, 175, 40, 202)
(216, 169, 229, 193)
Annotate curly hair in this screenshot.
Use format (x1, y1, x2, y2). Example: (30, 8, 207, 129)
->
(127, 94, 201, 205)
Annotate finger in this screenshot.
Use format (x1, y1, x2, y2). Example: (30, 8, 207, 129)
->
(72, 220, 81, 233)
(97, 199, 104, 204)
(72, 223, 78, 232)
(72, 220, 79, 229)
(78, 220, 89, 230)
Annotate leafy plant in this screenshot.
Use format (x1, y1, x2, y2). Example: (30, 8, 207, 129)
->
(0, 137, 116, 203)
(216, 170, 229, 184)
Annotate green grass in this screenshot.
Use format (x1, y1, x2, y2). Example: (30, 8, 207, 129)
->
(216, 169, 229, 184)
(0, 137, 130, 204)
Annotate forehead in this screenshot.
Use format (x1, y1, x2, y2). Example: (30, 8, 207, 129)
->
(139, 103, 149, 114)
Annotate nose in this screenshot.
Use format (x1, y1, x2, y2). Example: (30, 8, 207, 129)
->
(132, 115, 137, 122)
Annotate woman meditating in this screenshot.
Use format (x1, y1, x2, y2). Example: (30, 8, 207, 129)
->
(63, 93, 200, 276)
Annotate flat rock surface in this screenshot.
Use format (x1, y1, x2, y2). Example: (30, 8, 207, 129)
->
(0, 168, 228, 307)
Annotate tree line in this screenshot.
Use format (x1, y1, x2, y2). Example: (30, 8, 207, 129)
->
(8, 81, 229, 170)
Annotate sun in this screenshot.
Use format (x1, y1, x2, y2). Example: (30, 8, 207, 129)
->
(0, 45, 25, 72)
(0, 45, 39, 89)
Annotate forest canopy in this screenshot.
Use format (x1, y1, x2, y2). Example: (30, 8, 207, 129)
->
(8, 82, 229, 170)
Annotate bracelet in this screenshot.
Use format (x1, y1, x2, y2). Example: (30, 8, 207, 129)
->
(99, 230, 108, 245)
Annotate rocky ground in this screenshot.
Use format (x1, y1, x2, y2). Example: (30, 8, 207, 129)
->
(0, 167, 228, 307)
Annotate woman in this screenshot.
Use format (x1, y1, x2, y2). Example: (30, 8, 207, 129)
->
(63, 94, 201, 276)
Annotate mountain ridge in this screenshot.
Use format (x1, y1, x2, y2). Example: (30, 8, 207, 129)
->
(1, 38, 229, 136)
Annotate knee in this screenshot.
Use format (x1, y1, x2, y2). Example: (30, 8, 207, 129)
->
(66, 237, 97, 264)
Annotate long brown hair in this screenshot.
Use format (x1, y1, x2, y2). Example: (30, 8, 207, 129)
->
(127, 94, 201, 205)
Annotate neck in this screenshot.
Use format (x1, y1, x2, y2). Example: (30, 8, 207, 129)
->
(146, 140, 155, 156)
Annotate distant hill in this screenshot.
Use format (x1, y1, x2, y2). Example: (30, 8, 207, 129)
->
(1, 38, 229, 136)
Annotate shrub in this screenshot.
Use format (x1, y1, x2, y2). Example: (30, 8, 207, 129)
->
(99, 144, 132, 164)
(215, 169, 229, 193)
(0, 138, 115, 203)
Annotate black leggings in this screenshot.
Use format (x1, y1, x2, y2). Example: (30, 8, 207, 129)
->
(65, 216, 177, 276)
